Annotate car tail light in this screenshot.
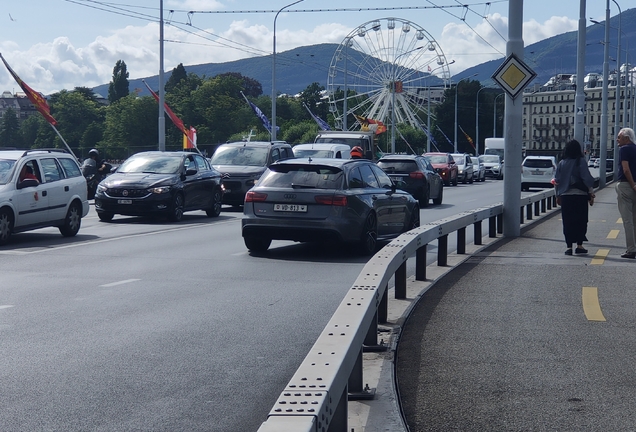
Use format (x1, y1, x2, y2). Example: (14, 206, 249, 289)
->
(409, 171, 425, 179)
(245, 191, 267, 202)
(315, 195, 347, 206)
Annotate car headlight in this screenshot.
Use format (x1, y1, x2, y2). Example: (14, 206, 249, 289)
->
(149, 186, 172, 194)
(96, 184, 107, 192)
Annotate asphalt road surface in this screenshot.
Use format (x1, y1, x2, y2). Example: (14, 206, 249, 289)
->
(0, 179, 516, 431)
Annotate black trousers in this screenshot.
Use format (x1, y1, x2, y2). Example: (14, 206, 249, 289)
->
(561, 194, 589, 247)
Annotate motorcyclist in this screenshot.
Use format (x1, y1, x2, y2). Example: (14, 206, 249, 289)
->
(82, 149, 111, 199)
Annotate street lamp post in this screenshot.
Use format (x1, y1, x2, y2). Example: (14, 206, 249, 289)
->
(475, 86, 492, 155)
(612, 0, 621, 178)
(271, 0, 303, 142)
(390, 46, 424, 154)
(493, 92, 505, 137)
(158, 0, 165, 151)
(454, 74, 478, 153)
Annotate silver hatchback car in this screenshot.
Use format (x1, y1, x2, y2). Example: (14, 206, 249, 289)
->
(241, 158, 420, 254)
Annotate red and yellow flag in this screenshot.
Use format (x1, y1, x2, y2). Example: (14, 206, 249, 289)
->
(0, 53, 57, 125)
(354, 114, 387, 135)
(143, 80, 188, 135)
(183, 126, 196, 149)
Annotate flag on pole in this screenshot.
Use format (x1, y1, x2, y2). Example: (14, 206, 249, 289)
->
(0, 53, 57, 125)
(303, 103, 331, 130)
(459, 125, 475, 150)
(436, 125, 454, 149)
(240, 91, 278, 134)
(183, 126, 197, 149)
(143, 80, 188, 135)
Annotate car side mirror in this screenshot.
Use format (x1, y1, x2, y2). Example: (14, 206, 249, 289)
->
(185, 168, 197, 176)
(17, 179, 39, 189)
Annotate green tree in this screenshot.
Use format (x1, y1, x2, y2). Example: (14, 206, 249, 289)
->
(73, 86, 99, 104)
(217, 72, 262, 98)
(100, 95, 158, 158)
(0, 107, 21, 147)
(165, 63, 188, 94)
(108, 60, 130, 103)
(18, 115, 45, 148)
(48, 90, 105, 155)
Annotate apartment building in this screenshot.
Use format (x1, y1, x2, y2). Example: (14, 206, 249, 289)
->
(0, 91, 40, 123)
(522, 72, 634, 160)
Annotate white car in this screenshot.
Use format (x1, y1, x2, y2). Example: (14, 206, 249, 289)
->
(450, 153, 474, 184)
(292, 143, 352, 159)
(0, 149, 89, 245)
(521, 155, 557, 191)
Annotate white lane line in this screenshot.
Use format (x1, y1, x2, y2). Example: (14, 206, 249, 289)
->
(0, 305, 15, 310)
(100, 279, 141, 288)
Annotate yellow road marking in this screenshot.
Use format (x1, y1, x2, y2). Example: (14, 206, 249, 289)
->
(582, 287, 606, 322)
(591, 249, 610, 265)
(617, 217, 623, 224)
(608, 230, 620, 239)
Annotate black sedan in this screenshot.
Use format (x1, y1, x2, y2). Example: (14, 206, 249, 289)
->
(94, 151, 223, 222)
(377, 154, 443, 207)
(241, 158, 420, 255)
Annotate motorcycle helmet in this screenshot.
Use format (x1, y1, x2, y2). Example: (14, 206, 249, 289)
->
(88, 148, 99, 157)
(350, 146, 364, 159)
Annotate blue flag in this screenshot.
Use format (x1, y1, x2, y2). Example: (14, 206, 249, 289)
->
(303, 103, 331, 130)
(247, 99, 278, 133)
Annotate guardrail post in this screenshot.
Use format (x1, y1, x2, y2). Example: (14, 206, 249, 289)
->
(489, 216, 497, 238)
(437, 235, 448, 266)
(378, 285, 388, 323)
(541, 198, 546, 213)
(349, 348, 375, 400)
(534, 201, 540, 216)
(520, 207, 524, 224)
(497, 214, 503, 234)
(526, 203, 532, 220)
(457, 227, 466, 254)
(474, 221, 482, 245)
(395, 262, 407, 299)
(415, 244, 427, 281)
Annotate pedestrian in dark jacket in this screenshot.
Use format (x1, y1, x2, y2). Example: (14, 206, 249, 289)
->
(554, 139, 595, 255)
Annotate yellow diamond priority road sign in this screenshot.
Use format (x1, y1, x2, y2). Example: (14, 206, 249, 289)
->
(491, 53, 537, 100)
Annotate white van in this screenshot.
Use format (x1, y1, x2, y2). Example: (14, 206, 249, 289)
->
(292, 143, 351, 159)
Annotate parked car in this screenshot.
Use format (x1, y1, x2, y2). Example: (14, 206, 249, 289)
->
(0, 148, 89, 245)
(470, 156, 486, 182)
(292, 143, 351, 159)
(423, 152, 458, 186)
(241, 158, 420, 255)
(94, 151, 223, 222)
(377, 154, 443, 207)
(210, 141, 293, 206)
(479, 154, 503, 179)
(450, 153, 474, 184)
(521, 155, 557, 191)
(588, 157, 598, 167)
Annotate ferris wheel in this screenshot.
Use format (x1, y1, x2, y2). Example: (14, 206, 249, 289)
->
(327, 18, 451, 132)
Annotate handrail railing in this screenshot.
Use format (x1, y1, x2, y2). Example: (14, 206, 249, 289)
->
(257, 189, 558, 432)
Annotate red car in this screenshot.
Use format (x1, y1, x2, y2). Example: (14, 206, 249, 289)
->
(423, 152, 458, 186)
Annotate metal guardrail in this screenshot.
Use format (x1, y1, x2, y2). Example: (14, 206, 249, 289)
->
(257, 189, 558, 432)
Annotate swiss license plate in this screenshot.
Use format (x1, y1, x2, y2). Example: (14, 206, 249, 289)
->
(274, 203, 307, 212)
(118, 199, 132, 204)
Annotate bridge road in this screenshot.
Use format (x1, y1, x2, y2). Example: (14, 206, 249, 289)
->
(396, 184, 636, 431)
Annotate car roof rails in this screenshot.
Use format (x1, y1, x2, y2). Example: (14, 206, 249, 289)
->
(21, 148, 69, 157)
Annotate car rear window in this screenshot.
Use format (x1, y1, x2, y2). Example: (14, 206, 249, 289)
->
(524, 159, 554, 168)
(294, 149, 334, 158)
(58, 157, 82, 178)
(377, 160, 418, 173)
(259, 164, 344, 189)
(426, 155, 448, 164)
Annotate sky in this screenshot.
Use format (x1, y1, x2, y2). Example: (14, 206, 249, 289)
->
(0, 0, 620, 96)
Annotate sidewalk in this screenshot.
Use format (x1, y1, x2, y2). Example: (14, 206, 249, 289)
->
(395, 184, 636, 431)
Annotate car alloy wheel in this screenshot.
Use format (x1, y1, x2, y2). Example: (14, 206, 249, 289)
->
(358, 212, 378, 255)
(0, 209, 13, 246)
(59, 201, 82, 237)
(206, 188, 222, 217)
(168, 193, 184, 222)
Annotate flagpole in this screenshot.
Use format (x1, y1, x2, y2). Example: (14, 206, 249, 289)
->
(158, 0, 166, 151)
(47, 123, 77, 159)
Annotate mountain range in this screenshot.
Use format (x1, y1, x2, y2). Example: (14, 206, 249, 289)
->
(93, 8, 636, 99)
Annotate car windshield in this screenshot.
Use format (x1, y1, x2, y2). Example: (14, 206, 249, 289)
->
(471, 157, 480, 164)
(259, 164, 344, 189)
(0, 159, 17, 185)
(210, 145, 269, 167)
(524, 159, 553, 168)
(294, 149, 334, 158)
(117, 154, 182, 174)
(377, 160, 418, 173)
(480, 155, 500, 163)
(451, 154, 465, 165)
(426, 155, 448, 164)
